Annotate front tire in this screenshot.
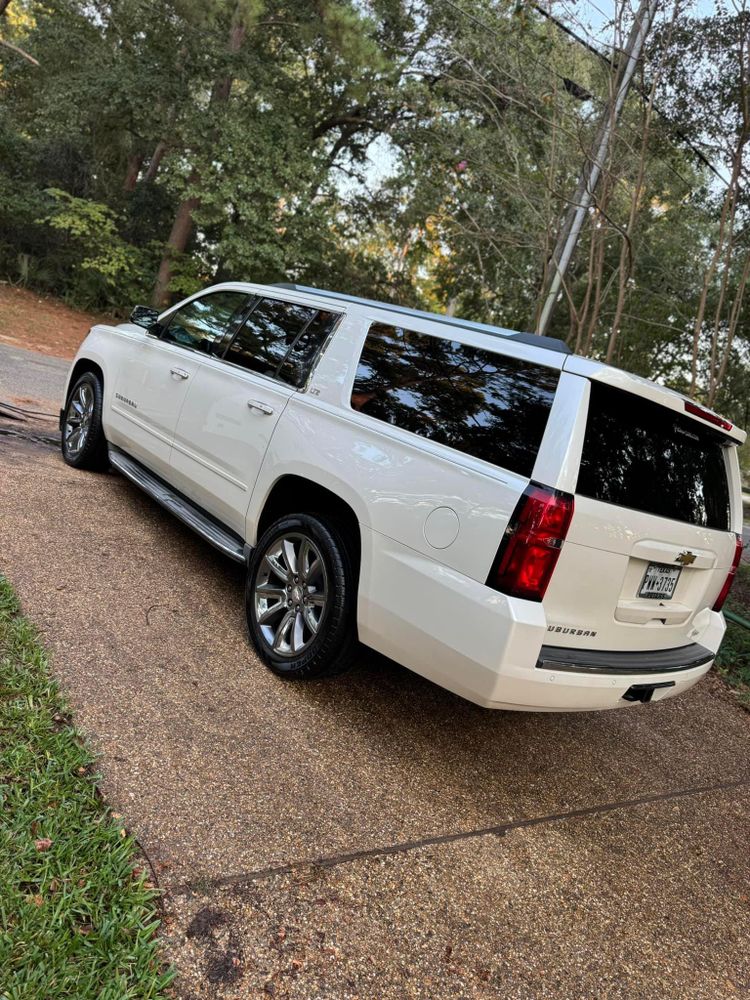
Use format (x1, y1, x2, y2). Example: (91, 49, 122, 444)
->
(245, 514, 358, 680)
(61, 372, 109, 471)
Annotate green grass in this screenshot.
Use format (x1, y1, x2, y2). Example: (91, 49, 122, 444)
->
(0, 576, 174, 999)
(715, 562, 750, 708)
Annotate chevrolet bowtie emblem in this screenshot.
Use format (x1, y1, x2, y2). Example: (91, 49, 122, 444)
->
(676, 551, 697, 566)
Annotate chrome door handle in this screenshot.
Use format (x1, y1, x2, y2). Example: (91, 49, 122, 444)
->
(170, 367, 189, 380)
(247, 399, 274, 415)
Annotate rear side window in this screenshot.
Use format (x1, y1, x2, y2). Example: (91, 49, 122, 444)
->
(350, 323, 559, 477)
(577, 381, 731, 530)
(224, 297, 338, 386)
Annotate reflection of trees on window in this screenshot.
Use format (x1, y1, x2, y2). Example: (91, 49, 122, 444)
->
(277, 310, 337, 386)
(350, 323, 559, 477)
(165, 291, 248, 352)
(225, 299, 337, 386)
(577, 383, 730, 530)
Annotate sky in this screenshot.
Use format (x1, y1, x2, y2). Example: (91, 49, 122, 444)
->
(555, 0, 718, 47)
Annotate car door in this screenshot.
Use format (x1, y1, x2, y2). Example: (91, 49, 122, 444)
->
(168, 296, 340, 536)
(110, 289, 249, 478)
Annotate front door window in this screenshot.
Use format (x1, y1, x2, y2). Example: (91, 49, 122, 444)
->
(163, 291, 249, 354)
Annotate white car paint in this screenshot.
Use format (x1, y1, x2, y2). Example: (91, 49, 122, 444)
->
(62, 282, 746, 711)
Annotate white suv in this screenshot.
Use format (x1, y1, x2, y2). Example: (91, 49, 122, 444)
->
(60, 282, 746, 711)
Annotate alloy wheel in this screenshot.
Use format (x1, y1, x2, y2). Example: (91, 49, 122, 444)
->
(64, 383, 94, 457)
(254, 532, 328, 657)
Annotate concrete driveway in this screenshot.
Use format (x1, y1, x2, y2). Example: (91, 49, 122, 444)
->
(2, 410, 750, 997)
(0, 342, 70, 409)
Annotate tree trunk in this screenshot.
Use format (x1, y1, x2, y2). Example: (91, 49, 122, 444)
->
(701, 20, 750, 402)
(689, 129, 747, 396)
(143, 140, 168, 183)
(151, 5, 248, 306)
(605, 7, 679, 365)
(570, 224, 597, 353)
(151, 188, 200, 308)
(123, 153, 143, 192)
(709, 249, 750, 406)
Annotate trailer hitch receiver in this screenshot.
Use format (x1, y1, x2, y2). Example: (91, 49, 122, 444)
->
(622, 681, 675, 704)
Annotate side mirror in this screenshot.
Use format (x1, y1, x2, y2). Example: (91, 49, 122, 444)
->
(130, 305, 160, 330)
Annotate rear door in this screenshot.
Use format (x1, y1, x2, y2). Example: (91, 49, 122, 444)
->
(168, 296, 340, 535)
(544, 377, 742, 652)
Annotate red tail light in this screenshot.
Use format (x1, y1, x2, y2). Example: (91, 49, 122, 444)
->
(487, 483, 574, 602)
(713, 535, 743, 612)
(684, 400, 733, 432)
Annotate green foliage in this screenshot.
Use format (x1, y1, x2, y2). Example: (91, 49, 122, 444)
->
(0, 0, 748, 417)
(42, 190, 119, 242)
(0, 576, 174, 998)
(42, 190, 142, 281)
(715, 564, 750, 708)
(38, 189, 157, 308)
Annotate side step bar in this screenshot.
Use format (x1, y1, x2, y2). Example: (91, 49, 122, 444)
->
(108, 446, 246, 563)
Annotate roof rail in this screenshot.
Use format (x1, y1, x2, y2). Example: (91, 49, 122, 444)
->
(273, 283, 572, 355)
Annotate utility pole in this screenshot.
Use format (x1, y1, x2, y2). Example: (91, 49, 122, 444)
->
(535, 0, 660, 338)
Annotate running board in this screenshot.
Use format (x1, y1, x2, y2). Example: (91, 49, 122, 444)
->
(108, 446, 246, 563)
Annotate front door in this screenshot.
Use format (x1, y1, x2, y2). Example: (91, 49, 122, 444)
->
(110, 289, 250, 477)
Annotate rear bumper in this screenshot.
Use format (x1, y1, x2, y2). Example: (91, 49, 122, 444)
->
(478, 658, 714, 712)
(357, 528, 722, 712)
(536, 642, 714, 675)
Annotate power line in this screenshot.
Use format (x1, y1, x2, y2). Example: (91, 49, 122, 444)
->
(537, 0, 659, 335)
(530, 1, 730, 187)
(411, 0, 741, 338)
(532, 1, 618, 64)
(441, 0, 702, 194)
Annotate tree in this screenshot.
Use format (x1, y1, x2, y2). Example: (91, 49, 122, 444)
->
(1, 0, 749, 448)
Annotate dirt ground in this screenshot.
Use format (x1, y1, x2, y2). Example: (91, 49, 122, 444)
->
(0, 282, 114, 360)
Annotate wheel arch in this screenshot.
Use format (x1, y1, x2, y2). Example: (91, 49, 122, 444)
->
(255, 475, 362, 572)
(64, 357, 105, 405)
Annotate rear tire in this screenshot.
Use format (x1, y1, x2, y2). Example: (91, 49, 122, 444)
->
(61, 372, 109, 471)
(245, 513, 358, 680)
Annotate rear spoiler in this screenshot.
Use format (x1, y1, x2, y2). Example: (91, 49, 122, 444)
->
(563, 356, 746, 445)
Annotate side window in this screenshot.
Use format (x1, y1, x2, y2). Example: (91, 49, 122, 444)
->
(224, 297, 338, 387)
(163, 291, 249, 353)
(278, 309, 339, 385)
(350, 323, 559, 477)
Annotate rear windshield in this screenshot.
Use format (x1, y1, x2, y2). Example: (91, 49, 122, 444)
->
(577, 381, 731, 530)
(350, 323, 559, 477)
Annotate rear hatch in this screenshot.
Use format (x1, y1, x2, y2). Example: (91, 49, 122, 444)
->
(544, 369, 743, 652)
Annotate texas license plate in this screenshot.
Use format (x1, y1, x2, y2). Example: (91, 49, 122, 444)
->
(639, 562, 681, 600)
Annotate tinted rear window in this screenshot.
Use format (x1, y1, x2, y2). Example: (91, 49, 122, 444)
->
(350, 323, 559, 477)
(577, 381, 731, 530)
